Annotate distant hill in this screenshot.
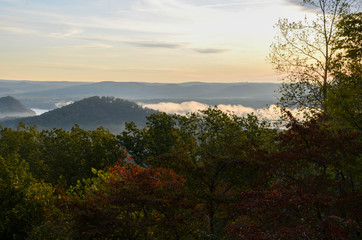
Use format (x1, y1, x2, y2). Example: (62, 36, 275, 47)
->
(12, 81, 280, 99)
(0, 96, 36, 119)
(0, 80, 281, 109)
(0, 96, 157, 133)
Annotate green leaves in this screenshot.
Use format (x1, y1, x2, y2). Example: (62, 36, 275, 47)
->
(0, 155, 54, 239)
(117, 108, 277, 238)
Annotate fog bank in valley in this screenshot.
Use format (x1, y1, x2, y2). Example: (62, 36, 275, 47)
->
(141, 101, 304, 122)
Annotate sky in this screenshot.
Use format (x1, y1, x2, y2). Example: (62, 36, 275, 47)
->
(0, 0, 314, 83)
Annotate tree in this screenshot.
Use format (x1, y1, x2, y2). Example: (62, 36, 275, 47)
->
(0, 124, 46, 181)
(268, 0, 356, 112)
(0, 123, 123, 187)
(327, 12, 362, 131)
(334, 12, 362, 61)
(39, 125, 122, 187)
(0, 154, 54, 239)
(60, 162, 192, 240)
(227, 113, 362, 239)
(118, 108, 277, 238)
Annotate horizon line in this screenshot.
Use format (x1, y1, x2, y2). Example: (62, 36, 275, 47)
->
(0, 78, 280, 84)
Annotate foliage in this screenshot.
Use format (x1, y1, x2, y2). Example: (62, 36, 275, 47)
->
(0, 104, 360, 239)
(0, 154, 54, 239)
(40, 125, 123, 187)
(0, 124, 123, 187)
(334, 12, 362, 61)
(0, 124, 45, 179)
(268, 0, 355, 112)
(227, 112, 362, 239)
(327, 12, 362, 131)
(60, 161, 192, 240)
(118, 108, 277, 238)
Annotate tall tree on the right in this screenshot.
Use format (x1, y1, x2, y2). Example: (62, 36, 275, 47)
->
(268, 0, 358, 113)
(327, 12, 361, 131)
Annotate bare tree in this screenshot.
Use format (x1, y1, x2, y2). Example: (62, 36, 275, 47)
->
(268, 0, 357, 113)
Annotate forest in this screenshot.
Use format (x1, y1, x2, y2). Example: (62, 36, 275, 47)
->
(1, 106, 361, 239)
(1, 1, 361, 240)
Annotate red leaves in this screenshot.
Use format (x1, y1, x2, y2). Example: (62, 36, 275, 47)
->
(107, 162, 186, 201)
(227, 184, 352, 239)
(60, 162, 192, 239)
(226, 114, 362, 239)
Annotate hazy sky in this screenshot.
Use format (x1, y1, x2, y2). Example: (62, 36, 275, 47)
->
(0, 0, 313, 83)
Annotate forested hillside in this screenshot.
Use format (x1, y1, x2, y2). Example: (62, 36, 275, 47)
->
(0, 96, 157, 133)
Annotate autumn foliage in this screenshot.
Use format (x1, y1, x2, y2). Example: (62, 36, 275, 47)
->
(1, 109, 361, 239)
(227, 113, 362, 239)
(59, 160, 195, 239)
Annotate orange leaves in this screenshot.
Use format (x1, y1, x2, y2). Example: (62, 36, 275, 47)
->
(60, 161, 191, 239)
(108, 162, 185, 193)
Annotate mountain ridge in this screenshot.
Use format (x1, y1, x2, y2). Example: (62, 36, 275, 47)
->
(0, 96, 157, 133)
(0, 80, 281, 109)
(0, 96, 36, 119)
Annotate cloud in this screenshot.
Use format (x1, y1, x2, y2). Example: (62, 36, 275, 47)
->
(140, 101, 309, 123)
(55, 101, 74, 108)
(31, 108, 49, 115)
(283, 0, 320, 11)
(41, 62, 180, 72)
(285, 0, 304, 5)
(193, 48, 228, 54)
(141, 101, 209, 115)
(42, 62, 117, 71)
(74, 36, 185, 49)
(69, 43, 114, 49)
(49, 29, 83, 38)
(126, 40, 183, 49)
(199, 1, 274, 9)
(0, 24, 37, 34)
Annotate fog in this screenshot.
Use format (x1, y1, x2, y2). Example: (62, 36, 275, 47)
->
(31, 108, 50, 115)
(55, 101, 74, 108)
(141, 101, 305, 122)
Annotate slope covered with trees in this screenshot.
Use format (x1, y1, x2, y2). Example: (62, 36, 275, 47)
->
(0, 96, 157, 133)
